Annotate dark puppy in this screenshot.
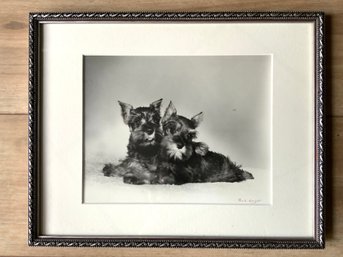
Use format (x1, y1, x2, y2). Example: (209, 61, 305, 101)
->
(102, 99, 163, 184)
(156, 101, 254, 185)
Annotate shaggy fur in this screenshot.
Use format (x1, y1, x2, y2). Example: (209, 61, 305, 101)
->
(156, 101, 254, 185)
(102, 99, 163, 184)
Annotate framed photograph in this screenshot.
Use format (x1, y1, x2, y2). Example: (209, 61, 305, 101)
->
(28, 12, 325, 248)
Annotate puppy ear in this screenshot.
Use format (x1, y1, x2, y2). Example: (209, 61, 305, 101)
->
(194, 142, 209, 156)
(118, 101, 133, 125)
(162, 101, 177, 123)
(191, 112, 203, 128)
(150, 98, 163, 112)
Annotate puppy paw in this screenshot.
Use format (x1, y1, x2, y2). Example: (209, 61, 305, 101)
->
(158, 174, 176, 185)
(102, 163, 116, 176)
(123, 173, 145, 185)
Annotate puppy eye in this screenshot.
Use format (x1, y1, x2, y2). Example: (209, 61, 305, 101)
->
(132, 120, 141, 129)
(166, 127, 175, 135)
(164, 124, 176, 134)
(188, 132, 197, 140)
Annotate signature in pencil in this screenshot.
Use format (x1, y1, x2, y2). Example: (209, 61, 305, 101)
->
(238, 198, 261, 204)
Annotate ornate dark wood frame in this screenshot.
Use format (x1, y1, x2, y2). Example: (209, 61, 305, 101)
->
(28, 12, 325, 249)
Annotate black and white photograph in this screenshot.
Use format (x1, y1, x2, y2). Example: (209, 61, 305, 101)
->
(28, 12, 325, 248)
(83, 56, 272, 204)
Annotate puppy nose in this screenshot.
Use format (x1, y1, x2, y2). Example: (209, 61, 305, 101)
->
(176, 142, 184, 149)
(146, 128, 154, 135)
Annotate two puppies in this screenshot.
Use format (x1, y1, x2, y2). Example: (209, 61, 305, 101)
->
(102, 99, 253, 184)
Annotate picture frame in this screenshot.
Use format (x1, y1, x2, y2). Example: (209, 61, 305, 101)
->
(28, 12, 325, 248)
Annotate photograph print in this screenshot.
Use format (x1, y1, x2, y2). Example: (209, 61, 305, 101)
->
(83, 56, 272, 204)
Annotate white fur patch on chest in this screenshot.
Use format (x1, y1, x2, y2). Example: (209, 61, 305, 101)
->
(166, 144, 186, 160)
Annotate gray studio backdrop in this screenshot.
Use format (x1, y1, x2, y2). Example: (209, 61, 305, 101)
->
(84, 56, 272, 172)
